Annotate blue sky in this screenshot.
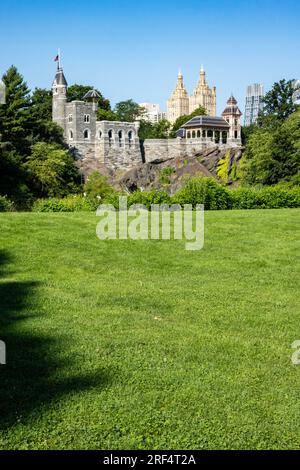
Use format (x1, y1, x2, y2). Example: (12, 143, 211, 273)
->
(0, 0, 299, 115)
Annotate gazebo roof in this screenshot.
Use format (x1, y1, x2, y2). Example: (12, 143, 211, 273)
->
(181, 115, 230, 129)
(83, 89, 101, 100)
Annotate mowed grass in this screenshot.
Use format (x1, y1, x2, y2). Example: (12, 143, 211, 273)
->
(0, 209, 299, 450)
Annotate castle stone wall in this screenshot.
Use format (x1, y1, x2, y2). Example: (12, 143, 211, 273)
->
(95, 121, 142, 170)
(143, 139, 242, 163)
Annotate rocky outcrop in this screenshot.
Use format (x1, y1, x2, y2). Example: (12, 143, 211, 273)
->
(118, 146, 243, 193)
(79, 146, 244, 193)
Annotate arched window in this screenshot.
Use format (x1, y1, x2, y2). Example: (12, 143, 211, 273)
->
(197, 130, 201, 138)
(187, 131, 191, 139)
(68, 114, 73, 123)
(235, 131, 238, 139)
(207, 130, 213, 139)
(84, 114, 90, 123)
(118, 130, 123, 147)
(69, 130, 73, 140)
(84, 129, 90, 140)
(128, 130, 134, 147)
(108, 129, 113, 146)
(192, 131, 196, 139)
(98, 130, 102, 140)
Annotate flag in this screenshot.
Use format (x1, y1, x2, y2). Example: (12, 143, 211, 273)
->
(54, 55, 59, 62)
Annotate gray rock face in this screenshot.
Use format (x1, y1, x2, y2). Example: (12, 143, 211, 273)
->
(117, 146, 243, 193)
(78, 146, 244, 193)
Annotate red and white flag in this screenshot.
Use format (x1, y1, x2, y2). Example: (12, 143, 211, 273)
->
(54, 55, 59, 62)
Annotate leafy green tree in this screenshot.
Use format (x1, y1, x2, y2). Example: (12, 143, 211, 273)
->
(171, 106, 207, 135)
(114, 99, 143, 122)
(83, 171, 115, 203)
(25, 142, 80, 197)
(30, 88, 52, 121)
(67, 84, 111, 110)
(97, 108, 118, 121)
(139, 119, 171, 139)
(241, 124, 257, 145)
(258, 79, 299, 125)
(27, 88, 65, 148)
(241, 109, 300, 185)
(0, 66, 31, 153)
(0, 138, 32, 204)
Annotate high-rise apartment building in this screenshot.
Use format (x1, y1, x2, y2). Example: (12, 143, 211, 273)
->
(244, 84, 264, 126)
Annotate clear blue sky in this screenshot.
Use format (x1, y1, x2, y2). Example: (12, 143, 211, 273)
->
(0, 0, 299, 114)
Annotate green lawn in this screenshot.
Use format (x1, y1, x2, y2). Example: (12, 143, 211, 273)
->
(0, 209, 299, 450)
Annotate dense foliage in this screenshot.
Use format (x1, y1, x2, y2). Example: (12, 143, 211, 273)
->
(0, 66, 80, 206)
(241, 80, 300, 185)
(32, 175, 300, 212)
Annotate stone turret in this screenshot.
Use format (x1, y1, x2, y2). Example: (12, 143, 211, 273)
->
(222, 95, 242, 145)
(167, 70, 189, 124)
(83, 88, 100, 112)
(52, 67, 68, 133)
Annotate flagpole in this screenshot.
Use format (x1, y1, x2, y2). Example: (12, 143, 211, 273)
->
(58, 48, 61, 70)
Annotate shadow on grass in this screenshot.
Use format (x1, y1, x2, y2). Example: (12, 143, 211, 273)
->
(0, 250, 111, 430)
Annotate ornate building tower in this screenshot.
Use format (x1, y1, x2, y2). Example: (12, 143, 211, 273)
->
(167, 70, 189, 124)
(52, 66, 68, 134)
(189, 66, 216, 116)
(222, 95, 242, 144)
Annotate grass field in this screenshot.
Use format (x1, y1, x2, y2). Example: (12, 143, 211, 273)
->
(0, 209, 299, 450)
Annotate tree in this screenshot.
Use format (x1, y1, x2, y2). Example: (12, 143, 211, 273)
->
(258, 79, 299, 125)
(139, 119, 171, 139)
(114, 99, 143, 122)
(241, 109, 300, 185)
(67, 84, 111, 110)
(30, 88, 52, 121)
(171, 106, 207, 135)
(0, 66, 31, 153)
(241, 124, 257, 146)
(0, 138, 31, 204)
(27, 88, 65, 148)
(83, 171, 115, 203)
(24, 142, 80, 197)
(97, 108, 118, 121)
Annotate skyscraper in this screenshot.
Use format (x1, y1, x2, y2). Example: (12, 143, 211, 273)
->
(292, 80, 300, 105)
(244, 84, 264, 126)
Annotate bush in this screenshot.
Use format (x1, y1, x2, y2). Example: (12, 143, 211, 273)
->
(230, 186, 300, 209)
(33, 195, 95, 212)
(159, 166, 176, 185)
(83, 171, 115, 204)
(172, 177, 232, 210)
(0, 195, 15, 212)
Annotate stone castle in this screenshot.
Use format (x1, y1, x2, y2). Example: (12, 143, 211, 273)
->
(52, 65, 242, 172)
(167, 67, 216, 124)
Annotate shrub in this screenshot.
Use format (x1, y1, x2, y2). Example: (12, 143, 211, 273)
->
(159, 166, 176, 185)
(230, 186, 300, 209)
(83, 171, 115, 204)
(217, 151, 230, 184)
(172, 177, 232, 210)
(129, 190, 172, 209)
(33, 195, 95, 212)
(0, 195, 15, 212)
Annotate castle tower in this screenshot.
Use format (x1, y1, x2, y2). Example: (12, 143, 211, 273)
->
(52, 65, 68, 133)
(222, 95, 242, 145)
(189, 65, 216, 116)
(167, 70, 189, 124)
